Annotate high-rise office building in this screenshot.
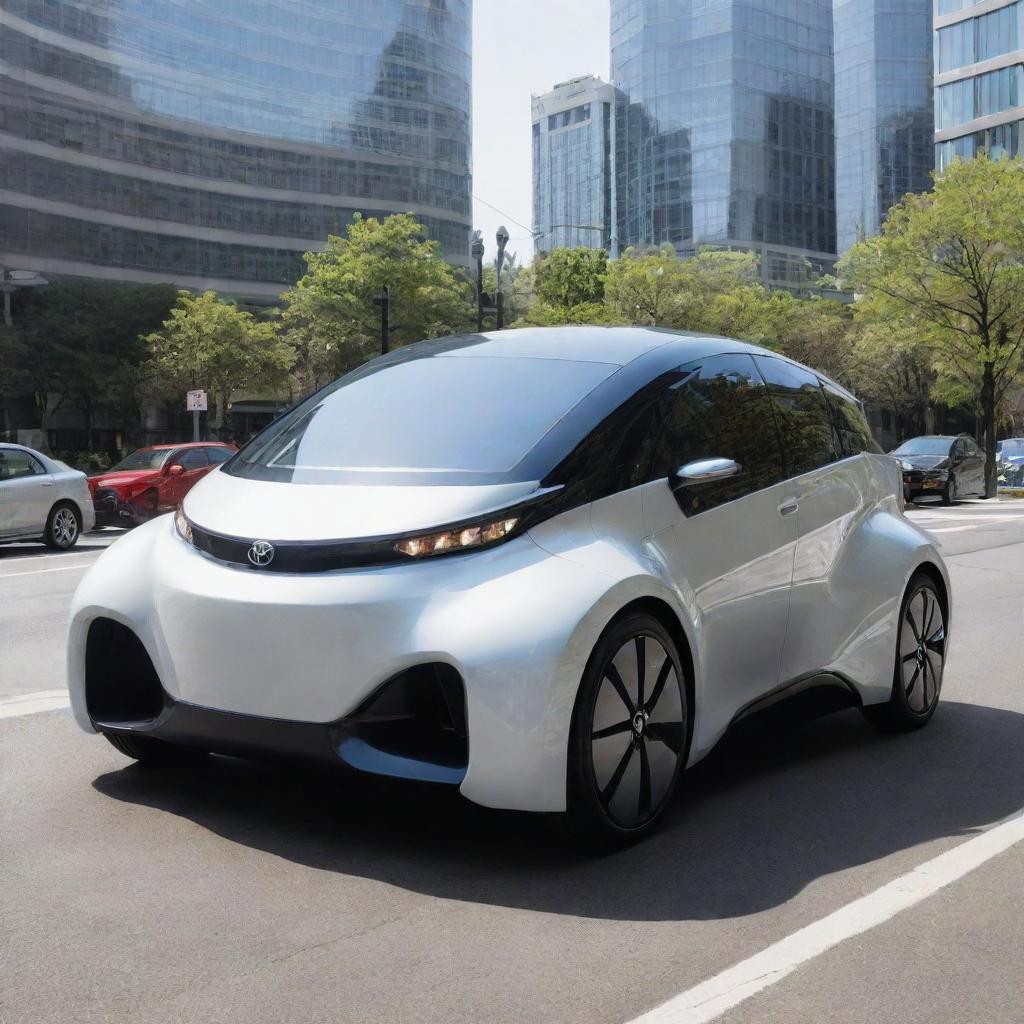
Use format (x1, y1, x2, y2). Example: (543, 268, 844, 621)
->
(934, 1, 1024, 169)
(833, 1, 934, 254)
(610, 0, 837, 287)
(0, 0, 472, 303)
(532, 76, 623, 255)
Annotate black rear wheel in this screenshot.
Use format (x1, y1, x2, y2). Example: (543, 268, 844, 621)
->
(863, 573, 946, 732)
(566, 613, 688, 847)
(43, 502, 80, 549)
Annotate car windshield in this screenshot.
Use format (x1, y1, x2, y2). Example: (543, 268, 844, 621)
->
(999, 439, 1024, 456)
(893, 438, 952, 457)
(228, 355, 617, 485)
(109, 449, 172, 472)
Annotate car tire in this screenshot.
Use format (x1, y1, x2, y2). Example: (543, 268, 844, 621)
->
(565, 612, 689, 848)
(43, 501, 81, 549)
(941, 477, 955, 506)
(103, 731, 206, 766)
(862, 573, 946, 732)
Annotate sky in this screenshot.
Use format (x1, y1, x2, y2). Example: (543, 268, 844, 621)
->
(472, 0, 610, 266)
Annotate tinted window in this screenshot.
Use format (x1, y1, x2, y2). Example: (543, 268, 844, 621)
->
(0, 450, 44, 480)
(177, 449, 209, 470)
(822, 383, 882, 457)
(229, 356, 616, 484)
(755, 357, 839, 477)
(204, 447, 233, 464)
(648, 353, 785, 514)
(964, 439, 982, 457)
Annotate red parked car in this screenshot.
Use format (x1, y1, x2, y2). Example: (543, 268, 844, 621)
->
(89, 442, 237, 524)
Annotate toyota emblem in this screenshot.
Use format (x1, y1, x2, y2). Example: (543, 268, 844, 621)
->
(247, 540, 275, 568)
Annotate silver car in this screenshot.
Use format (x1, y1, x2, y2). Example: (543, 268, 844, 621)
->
(0, 443, 96, 549)
(68, 328, 950, 844)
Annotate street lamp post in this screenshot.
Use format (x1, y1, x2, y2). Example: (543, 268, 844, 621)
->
(495, 225, 509, 330)
(372, 284, 390, 355)
(471, 230, 485, 333)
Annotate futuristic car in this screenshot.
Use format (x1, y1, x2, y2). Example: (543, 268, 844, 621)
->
(0, 443, 96, 548)
(68, 328, 951, 843)
(89, 442, 236, 524)
(892, 434, 986, 505)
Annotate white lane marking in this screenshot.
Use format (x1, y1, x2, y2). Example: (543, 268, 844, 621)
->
(626, 810, 1024, 1024)
(926, 526, 979, 534)
(0, 689, 70, 719)
(0, 562, 96, 579)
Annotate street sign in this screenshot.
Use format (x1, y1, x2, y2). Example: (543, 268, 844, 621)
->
(186, 389, 207, 412)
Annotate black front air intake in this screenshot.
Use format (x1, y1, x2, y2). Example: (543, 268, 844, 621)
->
(85, 618, 165, 724)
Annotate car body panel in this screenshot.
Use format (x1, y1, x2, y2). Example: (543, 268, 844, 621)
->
(0, 443, 95, 542)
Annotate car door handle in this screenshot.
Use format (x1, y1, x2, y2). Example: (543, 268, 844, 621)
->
(40, 480, 54, 487)
(778, 500, 799, 517)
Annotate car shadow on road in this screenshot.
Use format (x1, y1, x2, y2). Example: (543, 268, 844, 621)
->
(93, 700, 1024, 922)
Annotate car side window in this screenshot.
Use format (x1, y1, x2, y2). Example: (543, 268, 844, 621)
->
(953, 439, 967, 460)
(754, 356, 839, 478)
(647, 353, 786, 514)
(0, 451, 44, 480)
(176, 449, 209, 470)
(965, 439, 982, 457)
(821, 383, 883, 457)
(204, 447, 233, 464)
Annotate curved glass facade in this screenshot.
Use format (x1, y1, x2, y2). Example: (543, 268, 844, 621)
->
(610, 0, 836, 286)
(0, 0, 472, 300)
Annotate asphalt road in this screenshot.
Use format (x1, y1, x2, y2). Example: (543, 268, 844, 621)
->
(1, 503, 1023, 1024)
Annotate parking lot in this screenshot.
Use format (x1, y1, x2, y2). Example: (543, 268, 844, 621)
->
(2, 502, 1023, 1024)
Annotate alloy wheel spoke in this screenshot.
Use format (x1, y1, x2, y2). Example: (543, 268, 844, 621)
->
(646, 720, 683, 755)
(638, 740, 652, 816)
(922, 592, 935, 639)
(906, 605, 922, 644)
(592, 720, 633, 741)
(635, 636, 646, 709)
(645, 656, 673, 715)
(905, 664, 921, 699)
(901, 651, 918, 664)
(601, 742, 635, 806)
(604, 664, 635, 715)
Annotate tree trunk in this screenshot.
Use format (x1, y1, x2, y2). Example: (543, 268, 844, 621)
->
(981, 360, 998, 499)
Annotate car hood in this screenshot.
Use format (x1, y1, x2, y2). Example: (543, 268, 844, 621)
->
(897, 455, 949, 471)
(89, 470, 158, 492)
(182, 467, 544, 542)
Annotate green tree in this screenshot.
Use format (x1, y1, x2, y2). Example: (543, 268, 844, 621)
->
(0, 282, 178, 448)
(842, 156, 1024, 496)
(145, 291, 295, 432)
(281, 213, 473, 389)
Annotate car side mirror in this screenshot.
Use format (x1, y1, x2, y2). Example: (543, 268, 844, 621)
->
(674, 457, 740, 485)
(167, 464, 185, 476)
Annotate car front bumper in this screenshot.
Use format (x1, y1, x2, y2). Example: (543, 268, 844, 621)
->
(67, 515, 625, 813)
(902, 471, 948, 499)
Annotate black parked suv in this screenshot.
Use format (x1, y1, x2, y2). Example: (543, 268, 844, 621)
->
(892, 435, 986, 505)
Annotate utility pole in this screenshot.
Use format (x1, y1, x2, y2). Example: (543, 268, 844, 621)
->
(495, 225, 509, 330)
(373, 284, 390, 354)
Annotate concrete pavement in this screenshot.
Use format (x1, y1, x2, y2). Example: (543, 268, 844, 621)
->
(1, 505, 1023, 1024)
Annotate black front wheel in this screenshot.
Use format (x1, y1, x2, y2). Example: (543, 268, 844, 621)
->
(566, 613, 689, 846)
(941, 477, 955, 506)
(103, 732, 206, 766)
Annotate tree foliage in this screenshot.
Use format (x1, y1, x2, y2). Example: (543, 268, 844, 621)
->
(0, 282, 178, 446)
(144, 291, 294, 430)
(281, 213, 473, 390)
(842, 155, 1024, 495)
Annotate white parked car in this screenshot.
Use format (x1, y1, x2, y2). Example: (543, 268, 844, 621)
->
(67, 328, 950, 844)
(0, 443, 96, 549)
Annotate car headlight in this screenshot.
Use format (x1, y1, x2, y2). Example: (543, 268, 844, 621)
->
(394, 515, 519, 558)
(898, 459, 913, 472)
(174, 505, 193, 545)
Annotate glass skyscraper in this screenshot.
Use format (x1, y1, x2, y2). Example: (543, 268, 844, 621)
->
(610, 0, 837, 287)
(833, 1, 934, 254)
(0, 0, 472, 302)
(934, 1, 1024, 169)
(532, 76, 624, 255)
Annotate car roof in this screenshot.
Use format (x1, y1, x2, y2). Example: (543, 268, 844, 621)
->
(375, 325, 860, 400)
(142, 441, 231, 450)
